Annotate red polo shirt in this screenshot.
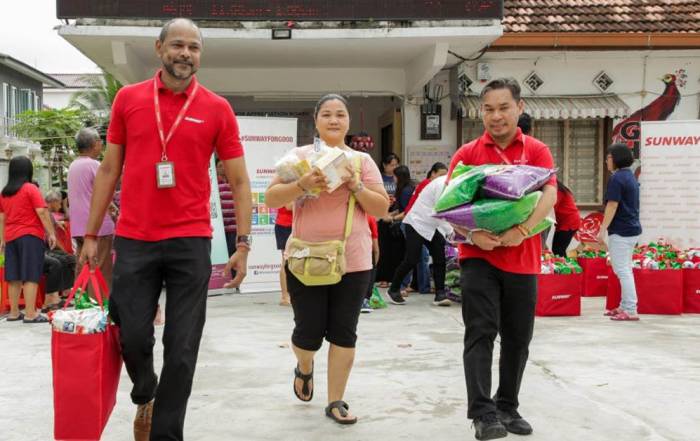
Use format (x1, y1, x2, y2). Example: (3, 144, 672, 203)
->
(275, 207, 293, 228)
(107, 71, 244, 241)
(554, 188, 581, 231)
(447, 129, 556, 274)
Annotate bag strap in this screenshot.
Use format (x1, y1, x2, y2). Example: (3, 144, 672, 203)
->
(342, 156, 362, 241)
(63, 265, 110, 311)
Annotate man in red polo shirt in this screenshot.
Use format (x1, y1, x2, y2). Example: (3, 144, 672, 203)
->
(448, 78, 556, 440)
(80, 18, 252, 441)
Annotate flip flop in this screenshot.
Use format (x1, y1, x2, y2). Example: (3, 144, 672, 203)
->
(23, 315, 49, 324)
(325, 400, 357, 425)
(6, 313, 25, 322)
(293, 363, 314, 402)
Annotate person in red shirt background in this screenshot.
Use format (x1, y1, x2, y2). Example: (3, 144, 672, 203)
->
(79, 18, 252, 441)
(0, 156, 57, 323)
(448, 78, 556, 440)
(551, 180, 581, 257)
(275, 204, 293, 306)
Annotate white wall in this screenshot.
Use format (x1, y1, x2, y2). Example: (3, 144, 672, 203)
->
(43, 89, 79, 109)
(402, 70, 459, 164)
(458, 49, 700, 122)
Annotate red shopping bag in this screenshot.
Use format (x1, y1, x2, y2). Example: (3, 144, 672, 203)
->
(607, 268, 683, 315)
(683, 269, 700, 313)
(577, 257, 609, 297)
(52, 267, 122, 441)
(536, 273, 582, 316)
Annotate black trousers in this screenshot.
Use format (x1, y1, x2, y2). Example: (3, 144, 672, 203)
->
(43, 250, 76, 293)
(375, 220, 405, 282)
(109, 237, 212, 441)
(552, 229, 577, 257)
(389, 224, 446, 294)
(286, 267, 371, 350)
(460, 258, 537, 419)
(365, 266, 376, 300)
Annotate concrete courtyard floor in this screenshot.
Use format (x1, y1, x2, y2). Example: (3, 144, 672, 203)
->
(1, 291, 699, 441)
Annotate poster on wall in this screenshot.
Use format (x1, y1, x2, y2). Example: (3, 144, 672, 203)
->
(226, 116, 297, 293)
(406, 145, 453, 180)
(639, 120, 700, 249)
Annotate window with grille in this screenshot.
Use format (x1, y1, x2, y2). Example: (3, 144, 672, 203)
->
(462, 118, 605, 206)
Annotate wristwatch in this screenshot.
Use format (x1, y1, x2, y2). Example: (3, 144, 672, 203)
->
(236, 235, 252, 250)
(351, 181, 364, 194)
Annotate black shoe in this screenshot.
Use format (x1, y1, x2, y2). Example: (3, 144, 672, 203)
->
(473, 413, 508, 440)
(387, 290, 406, 305)
(496, 408, 533, 435)
(432, 291, 452, 306)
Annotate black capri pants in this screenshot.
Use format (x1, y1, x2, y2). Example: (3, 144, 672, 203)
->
(286, 266, 372, 351)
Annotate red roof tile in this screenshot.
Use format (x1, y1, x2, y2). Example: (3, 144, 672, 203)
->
(504, 0, 700, 33)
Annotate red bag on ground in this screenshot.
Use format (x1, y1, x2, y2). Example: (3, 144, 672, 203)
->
(683, 269, 700, 313)
(536, 273, 582, 316)
(577, 257, 608, 297)
(52, 267, 122, 441)
(606, 268, 683, 315)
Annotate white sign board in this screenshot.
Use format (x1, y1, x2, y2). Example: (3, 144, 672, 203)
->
(640, 120, 700, 249)
(238, 117, 298, 293)
(406, 145, 453, 181)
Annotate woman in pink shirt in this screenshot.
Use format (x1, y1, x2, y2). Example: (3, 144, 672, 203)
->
(265, 94, 389, 425)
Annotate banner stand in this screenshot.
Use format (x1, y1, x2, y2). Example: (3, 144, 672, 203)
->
(208, 116, 298, 294)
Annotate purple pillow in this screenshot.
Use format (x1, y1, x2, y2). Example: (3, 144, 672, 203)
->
(482, 165, 555, 200)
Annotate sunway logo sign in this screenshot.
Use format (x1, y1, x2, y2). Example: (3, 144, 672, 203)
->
(645, 135, 700, 146)
(551, 295, 572, 300)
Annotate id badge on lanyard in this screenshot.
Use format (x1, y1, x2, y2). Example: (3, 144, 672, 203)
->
(153, 78, 199, 189)
(494, 135, 528, 165)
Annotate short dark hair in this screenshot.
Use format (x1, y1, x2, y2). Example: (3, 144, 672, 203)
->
(159, 18, 203, 44)
(480, 77, 522, 102)
(75, 128, 101, 153)
(382, 153, 399, 166)
(426, 162, 447, 180)
(517, 113, 532, 135)
(607, 143, 635, 169)
(313, 93, 349, 120)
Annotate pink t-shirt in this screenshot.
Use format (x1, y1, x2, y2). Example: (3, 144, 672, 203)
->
(288, 145, 383, 273)
(67, 156, 115, 237)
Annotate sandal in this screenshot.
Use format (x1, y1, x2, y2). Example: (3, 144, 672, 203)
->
(23, 315, 49, 324)
(293, 363, 314, 402)
(610, 311, 640, 321)
(325, 400, 357, 425)
(604, 307, 621, 317)
(6, 313, 25, 322)
(41, 302, 62, 314)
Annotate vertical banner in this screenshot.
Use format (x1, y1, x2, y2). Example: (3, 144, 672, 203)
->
(640, 120, 700, 249)
(239, 116, 297, 293)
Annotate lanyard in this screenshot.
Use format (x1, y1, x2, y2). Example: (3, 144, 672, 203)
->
(492, 134, 528, 165)
(153, 77, 199, 161)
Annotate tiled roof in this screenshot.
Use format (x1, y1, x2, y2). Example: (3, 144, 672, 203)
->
(46, 73, 103, 89)
(504, 1, 700, 33)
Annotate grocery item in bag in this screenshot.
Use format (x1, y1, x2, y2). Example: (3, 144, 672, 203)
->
(434, 191, 542, 234)
(434, 164, 507, 212)
(482, 165, 555, 200)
